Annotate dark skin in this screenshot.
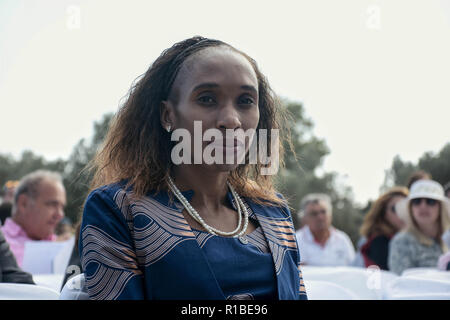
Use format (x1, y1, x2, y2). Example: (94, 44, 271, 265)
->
(160, 46, 259, 236)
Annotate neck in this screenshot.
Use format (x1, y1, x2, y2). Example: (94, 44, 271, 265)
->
(171, 165, 230, 213)
(419, 223, 439, 240)
(11, 214, 23, 227)
(310, 227, 330, 244)
(11, 214, 36, 240)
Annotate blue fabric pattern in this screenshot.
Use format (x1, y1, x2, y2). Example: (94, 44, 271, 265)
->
(79, 181, 307, 300)
(192, 222, 277, 300)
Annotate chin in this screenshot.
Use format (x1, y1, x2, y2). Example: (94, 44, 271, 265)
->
(209, 163, 241, 172)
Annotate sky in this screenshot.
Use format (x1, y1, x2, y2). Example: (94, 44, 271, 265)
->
(1, 0, 449, 206)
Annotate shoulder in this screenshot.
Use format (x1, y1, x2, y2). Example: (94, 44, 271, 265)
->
(390, 231, 417, 246)
(82, 181, 140, 228)
(244, 192, 291, 219)
(0, 229, 7, 248)
(85, 181, 130, 204)
(371, 234, 390, 244)
(392, 231, 414, 241)
(333, 228, 352, 242)
(295, 227, 307, 239)
(368, 235, 390, 250)
(85, 181, 160, 213)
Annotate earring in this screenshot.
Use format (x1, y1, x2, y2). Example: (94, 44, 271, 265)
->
(166, 125, 171, 132)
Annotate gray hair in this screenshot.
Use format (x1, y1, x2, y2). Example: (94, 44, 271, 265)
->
(298, 193, 333, 219)
(12, 170, 63, 213)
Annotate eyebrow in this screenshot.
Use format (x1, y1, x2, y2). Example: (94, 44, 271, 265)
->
(192, 83, 258, 94)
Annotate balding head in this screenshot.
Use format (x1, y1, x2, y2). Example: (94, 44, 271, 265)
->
(12, 170, 66, 240)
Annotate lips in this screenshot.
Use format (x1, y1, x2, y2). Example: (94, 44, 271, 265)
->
(208, 137, 245, 149)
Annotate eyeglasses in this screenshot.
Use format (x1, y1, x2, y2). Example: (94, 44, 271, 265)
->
(411, 198, 438, 206)
(308, 209, 327, 217)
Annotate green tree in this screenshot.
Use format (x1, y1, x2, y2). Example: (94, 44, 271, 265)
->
(63, 113, 114, 223)
(0, 114, 113, 225)
(382, 142, 450, 190)
(0, 150, 66, 192)
(418, 143, 450, 186)
(276, 99, 363, 245)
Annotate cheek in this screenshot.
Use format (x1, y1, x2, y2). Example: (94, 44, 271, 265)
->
(248, 108, 260, 129)
(411, 211, 421, 223)
(173, 107, 192, 128)
(386, 212, 395, 223)
(431, 207, 440, 220)
(33, 206, 53, 222)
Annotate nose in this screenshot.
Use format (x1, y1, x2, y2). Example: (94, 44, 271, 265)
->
(216, 100, 241, 130)
(55, 205, 64, 221)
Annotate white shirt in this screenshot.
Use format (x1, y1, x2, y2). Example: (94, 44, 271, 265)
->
(295, 225, 355, 266)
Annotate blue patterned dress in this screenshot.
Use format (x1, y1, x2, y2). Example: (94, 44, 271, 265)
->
(79, 181, 307, 300)
(192, 220, 277, 299)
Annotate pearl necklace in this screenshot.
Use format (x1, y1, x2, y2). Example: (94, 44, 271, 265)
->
(167, 176, 249, 238)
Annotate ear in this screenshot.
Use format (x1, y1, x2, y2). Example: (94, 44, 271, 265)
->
(16, 193, 30, 213)
(160, 100, 175, 132)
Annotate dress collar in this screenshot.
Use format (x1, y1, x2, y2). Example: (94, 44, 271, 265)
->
(162, 188, 238, 211)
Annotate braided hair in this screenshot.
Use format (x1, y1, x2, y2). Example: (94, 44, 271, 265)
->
(88, 36, 294, 207)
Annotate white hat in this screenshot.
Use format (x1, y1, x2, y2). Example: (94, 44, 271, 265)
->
(396, 179, 450, 221)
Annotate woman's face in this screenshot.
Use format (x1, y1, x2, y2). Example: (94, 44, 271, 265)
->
(162, 46, 260, 172)
(384, 195, 406, 231)
(411, 198, 441, 229)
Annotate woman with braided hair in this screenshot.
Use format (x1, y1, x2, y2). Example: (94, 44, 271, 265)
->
(79, 36, 306, 300)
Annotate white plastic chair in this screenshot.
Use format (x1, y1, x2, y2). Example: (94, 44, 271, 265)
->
(33, 274, 65, 292)
(303, 280, 359, 300)
(385, 274, 450, 300)
(301, 266, 398, 300)
(0, 283, 60, 300)
(401, 268, 439, 277)
(59, 273, 89, 300)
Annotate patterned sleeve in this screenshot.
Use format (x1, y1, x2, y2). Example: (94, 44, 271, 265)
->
(276, 193, 308, 300)
(298, 263, 308, 300)
(79, 188, 144, 300)
(388, 234, 415, 275)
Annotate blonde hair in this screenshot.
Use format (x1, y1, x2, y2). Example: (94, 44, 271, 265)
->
(406, 201, 450, 251)
(360, 187, 409, 239)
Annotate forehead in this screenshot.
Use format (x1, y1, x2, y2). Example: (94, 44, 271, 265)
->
(36, 179, 65, 199)
(387, 195, 405, 205)
(306, 201, 328, 212)
(174, 47, 258, 94)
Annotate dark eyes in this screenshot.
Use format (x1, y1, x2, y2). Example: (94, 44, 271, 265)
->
(197, 95, 215, 104)
(238, 97, 255, 105)
(196, 94, 255, 106)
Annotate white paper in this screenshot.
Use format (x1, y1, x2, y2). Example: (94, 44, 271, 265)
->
(52, 236, 75, 274)
(22, 237, 75, 275)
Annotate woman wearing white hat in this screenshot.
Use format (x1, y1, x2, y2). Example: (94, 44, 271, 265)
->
(388, 179, 450, 275)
